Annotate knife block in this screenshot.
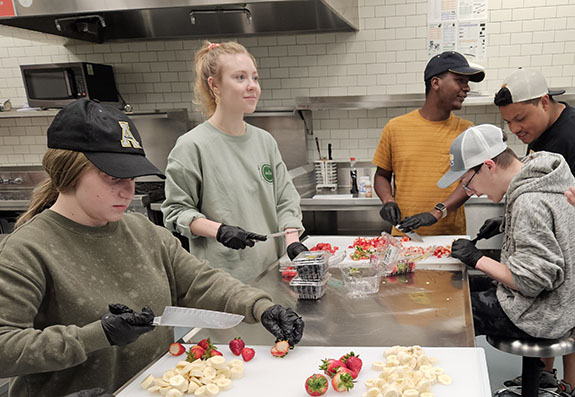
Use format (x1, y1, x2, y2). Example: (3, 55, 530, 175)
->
(314, 160, 337, 192)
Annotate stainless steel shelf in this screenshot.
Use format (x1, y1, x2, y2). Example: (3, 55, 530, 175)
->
(295, 91, 575, 110)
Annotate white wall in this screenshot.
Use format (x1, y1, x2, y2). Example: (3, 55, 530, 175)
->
(1, 0, 575, 165)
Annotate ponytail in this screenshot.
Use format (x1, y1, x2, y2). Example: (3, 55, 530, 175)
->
(15, 149, 92, 228)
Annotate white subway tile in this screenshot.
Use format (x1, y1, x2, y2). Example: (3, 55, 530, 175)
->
(512, 7, 535, 20)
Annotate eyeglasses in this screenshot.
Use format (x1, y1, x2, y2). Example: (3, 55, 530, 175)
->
(462, 167, 481, 192)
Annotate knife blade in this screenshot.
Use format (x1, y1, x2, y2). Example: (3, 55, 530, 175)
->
(265, 229, 300, 239)
(152, 306, 244, 328)
(403, 230, 424, 242)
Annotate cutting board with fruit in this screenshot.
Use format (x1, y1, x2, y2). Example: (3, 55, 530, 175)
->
(302, 235, 468, 267)
(117, 344, 490, 396)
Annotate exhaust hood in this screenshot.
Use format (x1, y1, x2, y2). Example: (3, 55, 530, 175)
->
(0, 0, 358, 43)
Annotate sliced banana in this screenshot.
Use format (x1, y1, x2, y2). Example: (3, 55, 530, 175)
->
(366, 387, 383, 397)
(403, 388, 419, 397)
(194, 385, 207, 396)
(165, 389, 183, 397)
(207, 356, 227, 369)
(187, 381, 200, 393)
(147, 385, 162, 393)
(230, 366, 244, 379)
(205, 383, 220, 396)
(215, 378, 232, 391)
(372, 361, 386, 371)
(420, 393, 435, 397)
(141, 374, 155, 389)
(438, 374, 452, 385)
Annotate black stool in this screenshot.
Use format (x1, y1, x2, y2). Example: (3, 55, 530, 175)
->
(487, 330, 575, 397)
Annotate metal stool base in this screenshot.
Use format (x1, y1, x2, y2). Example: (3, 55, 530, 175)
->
(493, 386, 562, 397)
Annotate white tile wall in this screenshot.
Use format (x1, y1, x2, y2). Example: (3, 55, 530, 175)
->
(0, 0, 575, 165)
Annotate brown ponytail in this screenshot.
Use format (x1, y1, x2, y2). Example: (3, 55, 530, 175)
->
(16, 149, 93, 228)
(193, 40, 257, 117)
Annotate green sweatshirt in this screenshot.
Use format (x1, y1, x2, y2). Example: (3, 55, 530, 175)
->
(161, 121, 303, 283)
(0, 210, 274, 397)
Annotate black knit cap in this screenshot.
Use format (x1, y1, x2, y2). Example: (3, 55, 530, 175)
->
(47, 99, 165, 179)
(424, 51, 485, 83)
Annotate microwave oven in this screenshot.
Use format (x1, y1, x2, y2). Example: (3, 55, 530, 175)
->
(20, 62, 121, 109)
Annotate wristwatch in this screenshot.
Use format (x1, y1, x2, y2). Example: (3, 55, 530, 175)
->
(434, 203, 447, 219)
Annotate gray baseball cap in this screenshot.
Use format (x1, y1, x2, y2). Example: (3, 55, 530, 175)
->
(497, 68, 565, 103)
(437, 124, 507, 188)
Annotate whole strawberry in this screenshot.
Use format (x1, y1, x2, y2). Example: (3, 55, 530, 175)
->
(340, 352, 362, 377)
(319, 358, 346, 378)
(229, 337, 245, 356)
(186, 345, 205, 362)
(198, 338, 212, 350)
(241, 347, 255, 362)
(305, 373, 329, 396)
(331, 372, 355, 392)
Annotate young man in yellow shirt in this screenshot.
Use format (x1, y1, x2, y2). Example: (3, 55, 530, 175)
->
(373, 51, 485, 236)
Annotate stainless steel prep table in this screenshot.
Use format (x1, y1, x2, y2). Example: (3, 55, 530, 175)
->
(190, 240, 475, 348)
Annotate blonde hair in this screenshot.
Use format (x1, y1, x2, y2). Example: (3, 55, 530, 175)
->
(16, 149, 93, 228)
(193, 41, 257, 117)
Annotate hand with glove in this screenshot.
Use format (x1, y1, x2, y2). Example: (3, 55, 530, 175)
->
(287, 242, 308, 261)
(450, 239, 484, 268)
(379, 202, 401, 225)
(476, 216, 503, 240)
(261, 304, 304, 346)
(101, 303, 155, 346)
(397, 212, 437, 232)
(216, 224, 267, 249)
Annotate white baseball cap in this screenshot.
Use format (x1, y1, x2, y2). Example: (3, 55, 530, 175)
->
(497, 68, 565, 103)
(437, 124, 507, 188)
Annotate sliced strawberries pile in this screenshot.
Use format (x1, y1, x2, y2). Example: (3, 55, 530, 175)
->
(270, 340, 290, 358)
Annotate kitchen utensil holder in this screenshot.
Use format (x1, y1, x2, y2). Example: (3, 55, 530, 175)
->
(314, 160, 337, 192)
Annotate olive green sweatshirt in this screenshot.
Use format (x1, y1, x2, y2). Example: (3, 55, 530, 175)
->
(0, 210, 274, 396)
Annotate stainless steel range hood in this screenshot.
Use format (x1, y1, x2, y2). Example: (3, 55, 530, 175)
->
(0, 0, 358, 43)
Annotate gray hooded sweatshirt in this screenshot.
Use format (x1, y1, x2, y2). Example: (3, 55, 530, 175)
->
(497, 151, 575, 338)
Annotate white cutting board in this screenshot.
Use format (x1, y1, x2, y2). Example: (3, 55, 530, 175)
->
(117, 345, 491, 396)
(300, 235, 468, 267)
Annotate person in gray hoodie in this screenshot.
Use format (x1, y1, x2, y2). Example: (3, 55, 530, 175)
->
(437, 124, 575, 396)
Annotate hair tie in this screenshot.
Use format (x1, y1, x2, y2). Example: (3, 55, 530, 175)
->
(208, 43, 220, 50)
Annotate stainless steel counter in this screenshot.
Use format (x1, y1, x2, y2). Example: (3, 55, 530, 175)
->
(191, 259, 475, 348)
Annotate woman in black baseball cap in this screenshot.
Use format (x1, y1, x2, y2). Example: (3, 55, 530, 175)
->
(0, 99, 304, 397)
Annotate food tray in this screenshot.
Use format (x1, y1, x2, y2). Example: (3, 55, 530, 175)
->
(292, 250, 330, 281)
(289, 273, 331, 300)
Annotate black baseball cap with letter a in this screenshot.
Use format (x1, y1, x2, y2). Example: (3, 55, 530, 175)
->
(47, 99, 165, 179)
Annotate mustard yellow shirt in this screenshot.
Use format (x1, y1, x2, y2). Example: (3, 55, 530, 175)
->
(372, 109, 473, 236)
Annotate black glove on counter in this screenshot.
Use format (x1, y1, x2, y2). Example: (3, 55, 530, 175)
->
(101, 304, 155, 346)
(216, 224, 267, 249)
(261, 304, 304, 346)
(287, 241, 308, 261)
(64, 389, 113, 397)
(450, 239, 484, 268)
(476, 216, 503, 240)
(397, 212, 437, 232)
(379, 202, 401, 225)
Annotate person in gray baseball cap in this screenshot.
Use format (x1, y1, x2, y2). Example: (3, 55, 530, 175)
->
(439, 124, 575, 395)
(373, 51, 485, 238)
(493, 67, 575, 395)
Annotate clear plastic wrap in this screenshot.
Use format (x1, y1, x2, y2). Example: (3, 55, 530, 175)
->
(369, 232, 433, 276)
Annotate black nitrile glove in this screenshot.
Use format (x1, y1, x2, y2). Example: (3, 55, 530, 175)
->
(287, 241, 308, 261)
(379, 202, 401, 225)
(216, 224, 267, 249)
(101, 304, 155, 346)
(450, 239, 484, 268)
(397, 212, 437, 232)
(261, 304, 304, 346)
(64, 389, 113, 397)
(476, 216, 504, 240)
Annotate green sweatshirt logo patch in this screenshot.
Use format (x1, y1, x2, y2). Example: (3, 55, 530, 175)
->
(260, 163, 273, 183)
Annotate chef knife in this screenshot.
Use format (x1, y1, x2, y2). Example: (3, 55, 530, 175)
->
(395, 224, 424, 242)
(265, 229, 301, 239)
(153, 306, 244, 328)
(403, 230, 424, 242)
